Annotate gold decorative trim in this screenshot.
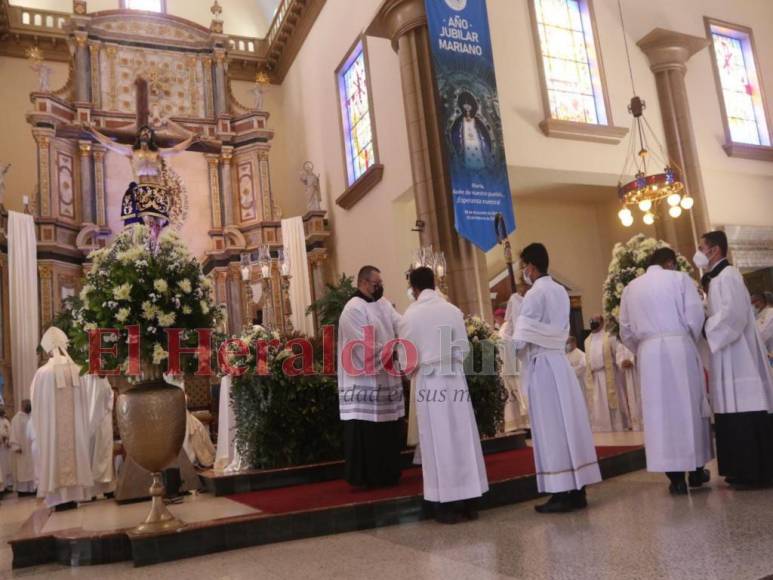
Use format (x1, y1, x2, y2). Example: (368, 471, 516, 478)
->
(92, 145, 107, 227)
(536, 460, 599, 477)
(89, 42, 102, 109)
(206, 154, 222, 228)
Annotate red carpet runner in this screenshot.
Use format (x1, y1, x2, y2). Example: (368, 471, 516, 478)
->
(229, 445, 638, 515)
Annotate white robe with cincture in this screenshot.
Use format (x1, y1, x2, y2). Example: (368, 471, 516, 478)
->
(337, 296, 405, 423)
(705, 265, 773, 414)
(514, 276, 601, 493)
(619, 265, 713, 472)
(399, 289, 488, 503)
(499, 293, 529, 431)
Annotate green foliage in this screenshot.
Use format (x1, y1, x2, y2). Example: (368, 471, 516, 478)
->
(463, 316, 506, 437)
(306, 273, 356, 327)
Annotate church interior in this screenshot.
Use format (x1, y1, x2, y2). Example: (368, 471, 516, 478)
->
(0, 0, 772, 578)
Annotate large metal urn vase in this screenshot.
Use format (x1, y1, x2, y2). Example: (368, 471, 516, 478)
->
(116, 367, 187, 535)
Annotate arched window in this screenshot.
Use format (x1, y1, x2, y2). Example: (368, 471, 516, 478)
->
(121, 0, 165, 13)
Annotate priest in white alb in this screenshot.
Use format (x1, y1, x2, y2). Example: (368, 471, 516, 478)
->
(498, 285, 529, 431)
(584, 317, 628, 432)
(84, 374, 116, 497)
(565, 336, 586, 384)
(31, 327, 94, 509)
(514, 243, 601, 513)
(619, 247, 712, 494)
(399, 267, 488, 523)
(698, 230, 773, 489)
(9, 400, 36, 494)
(338, 265, 404, 488)
(616, 343, 643, 431)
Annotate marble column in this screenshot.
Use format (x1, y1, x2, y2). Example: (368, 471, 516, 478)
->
(637, 28, 711, 256)
(205, 154, 223, 228)
(220, 146, 234, 226)
(32, 127, 54, 218)
(73, 31, 91, 104)
(212, 48, 228, 116)
(368, 0, 491, 320)
(78, 140, 94, 224)
(91, 144, 107, 227)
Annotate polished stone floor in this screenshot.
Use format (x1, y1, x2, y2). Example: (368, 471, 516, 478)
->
(2, 435, 772, 580)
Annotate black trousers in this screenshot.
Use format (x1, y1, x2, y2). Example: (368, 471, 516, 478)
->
(343, 419, 402, 488)
(715, 411, 773, 484)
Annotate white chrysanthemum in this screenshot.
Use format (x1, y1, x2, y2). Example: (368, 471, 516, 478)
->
(200, 300, 210, 314)
(154, 279, 168, 293)
(142, 301, 158, 320)
(152, 343, 169, 364)
(182, 305, 192, 315)
(80, 284, 94, 301)
(115, 307, 130, 323)
(113, 283, 132, 301)
(157, 312, 176, 327)
(178, 279, 192, 294)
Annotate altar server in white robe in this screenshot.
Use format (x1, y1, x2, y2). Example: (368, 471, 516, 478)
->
(751, 292, 773, 364)
(514, 243, 601, 513)
(31, 327, 94, 509)
(619, 247, 713, 494)
(0, 407, 11, 492)
(8, 400, 36, 494)
(616, 343, 643, 431)
(565, 336, 586, 384)
(584, 317, 629, 432)
(338, 265, 404, 488)
(698, 230, 773, 489)
(498, 287, 530, 431)
(84, 374, 115, 497)
(399, 267, 488, 523)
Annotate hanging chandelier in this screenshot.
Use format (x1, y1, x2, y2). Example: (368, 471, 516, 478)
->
(615, 1, 693, 228)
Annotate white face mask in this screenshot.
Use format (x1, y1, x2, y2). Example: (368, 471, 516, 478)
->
(522, 268, 533, 287)
(693, 250, 710, 270)
(406, 287, 416, 302)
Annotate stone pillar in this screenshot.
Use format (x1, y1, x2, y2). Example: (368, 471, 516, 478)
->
(92, 144, 107, 227)
(73, 31, 91, 104)
(32, 127, 55, 218)
(220, 146, 234, 226)
(78, 140, 94, 224)
(368, 0, 491, 320)
(637, 28, 711, 256)
(212, 48, 228, 116)
(88, 41, 101, 109)
(205, 154, 223, 228)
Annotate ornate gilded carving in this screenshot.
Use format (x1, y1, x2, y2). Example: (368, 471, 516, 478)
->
(206, 155, 222, 228)
(201, 56, 214, 118)
(105, 45, 118, 110)
(92, 145, 106, 227)
(33, 131, 52, 217)
(78, 142, 91, 156)
(38, 264, 54, 329)
(57, 150, 75, 219)
(258, 154, 272, 221)
(89, 42, 101, 109)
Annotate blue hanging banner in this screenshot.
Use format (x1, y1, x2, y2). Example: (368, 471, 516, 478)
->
(425, 0, 515, 252)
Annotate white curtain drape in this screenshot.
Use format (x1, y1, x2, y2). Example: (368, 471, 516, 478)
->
(8, 211, 40, 412)
(280, 217, 315, 337)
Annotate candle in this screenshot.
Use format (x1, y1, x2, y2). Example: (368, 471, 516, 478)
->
(241, 266, 250, 281)
(261, 264, 270, 279)
(23, 195, 30, 206)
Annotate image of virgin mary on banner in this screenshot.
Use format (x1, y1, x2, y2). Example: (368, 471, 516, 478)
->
(425, 0, 515, 252)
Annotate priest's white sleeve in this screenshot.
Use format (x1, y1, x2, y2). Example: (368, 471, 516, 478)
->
(681, 274, 706, 343)
(705, 272, 751, 353)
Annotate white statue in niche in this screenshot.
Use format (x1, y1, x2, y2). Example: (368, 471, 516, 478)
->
(0, 163, 10, 206)
(251, 71, 270, 111)
(300, 161, 322, 211)
(31, 60, 52, 92)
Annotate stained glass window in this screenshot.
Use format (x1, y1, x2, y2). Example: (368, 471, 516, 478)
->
(533, 0, 608, 125)
(338, 41, 376, 185)
(123, 0, 164, 12)
(709, 24, 770, 146)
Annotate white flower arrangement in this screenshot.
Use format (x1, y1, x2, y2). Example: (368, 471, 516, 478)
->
(603, 233, 692, 335)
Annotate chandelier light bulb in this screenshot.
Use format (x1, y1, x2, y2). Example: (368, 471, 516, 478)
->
(621, 214, 634, 227)
(667, 193, 681, 207)
(638, 199, 652, 212)
(618, 208, 633, 221)
(680, 196, 694, 210)
(669, 205, 682, 218)
(643, 212, 655, 225)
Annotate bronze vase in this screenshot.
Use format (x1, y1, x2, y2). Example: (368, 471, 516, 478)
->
(116, 373, 187, 535)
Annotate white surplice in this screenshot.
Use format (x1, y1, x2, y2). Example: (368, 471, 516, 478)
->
(337, 296, 404, 422)
(586, 332, 627, 432)
(499, 293, 529, 431)
(705, 264, 773, 413)
(84, 375, 115, 496)
(31, 357, 94, 507)
(9, 412, 36, 492)
(0, 416, 11, 490)
(398, 289, 488, 503)
(615, 344, 643, 431)
(619, 265, 713, 472)
(514, 276, 601, 493)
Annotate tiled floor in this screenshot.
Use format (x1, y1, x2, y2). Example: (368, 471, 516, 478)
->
(3, 432, 772, 580)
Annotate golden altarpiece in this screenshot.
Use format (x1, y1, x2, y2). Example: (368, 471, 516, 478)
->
(0, 1, 329, 412)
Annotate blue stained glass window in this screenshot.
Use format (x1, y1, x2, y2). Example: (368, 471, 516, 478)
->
(534, 0, 608, 125)
(338, 42, 376, 185)
(710, 25, 770, 146)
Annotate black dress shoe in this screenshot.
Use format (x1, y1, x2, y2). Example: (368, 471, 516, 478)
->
(461, 499, 479, 521)
(668, 481, 688, 495)
(688, 468, 710, 488)
(569, 488, 588, 509)
(54, 501, 78, 512)
(534, 493, 575, 514)
(435, 503, 463, 524)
